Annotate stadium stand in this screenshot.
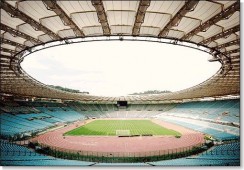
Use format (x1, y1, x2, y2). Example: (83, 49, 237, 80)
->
(67, 102, 175, 118)
(157, 116, 239, 141)
(0, 99, 240, 166)
(163, 99, 239, 124)
(0, 101, 86, 139)
(93, 163, 149, 166)
(149, 142, 240, 166)
(0, 140, 94, 166)
(1, 99, 240, 140)
(0, 0, 240, 166)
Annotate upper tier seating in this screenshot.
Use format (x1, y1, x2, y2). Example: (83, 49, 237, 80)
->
(158, 116, 239, 141)
(164, 99, 239, 124)
(0, 106, 85, 138)
(0, 99, 240, 140)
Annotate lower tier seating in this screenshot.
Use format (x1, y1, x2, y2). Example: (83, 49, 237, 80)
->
(0, 140, 94, 166)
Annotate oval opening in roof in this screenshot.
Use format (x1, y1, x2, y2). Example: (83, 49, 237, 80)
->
(21, 39, 221, 97)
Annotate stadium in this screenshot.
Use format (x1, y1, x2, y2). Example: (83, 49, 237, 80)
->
(0, 0, 240, 167)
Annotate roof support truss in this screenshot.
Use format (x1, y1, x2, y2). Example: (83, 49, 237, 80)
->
(0, 55, 13, 60)
(132, 0, 151, 36)
(216, 39, 240, 49)
(1, 51, 20, 66)
(42, 1, 85, 37)
(0, 47, 17, 54)
(200, 25, 240, 45)
(0, 23, 42, 44)
(223, 49, 240, 55)
(183, 2, 240, 40)
(158, 0, 199, 37)
(91, 0, 111, 35)
(1, 38, 27, 49)
(1, 1, 60, 40)
(231, 60, 240, 65)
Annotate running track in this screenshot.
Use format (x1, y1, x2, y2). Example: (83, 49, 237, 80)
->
(32, 119, 205, 157)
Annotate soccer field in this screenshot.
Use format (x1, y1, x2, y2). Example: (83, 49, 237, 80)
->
(65, 120, 181, 136)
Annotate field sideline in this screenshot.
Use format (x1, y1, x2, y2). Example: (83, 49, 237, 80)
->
(64, 119, 181, 136)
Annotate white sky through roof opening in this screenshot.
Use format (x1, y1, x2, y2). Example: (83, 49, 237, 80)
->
(21, 41, 221, 97)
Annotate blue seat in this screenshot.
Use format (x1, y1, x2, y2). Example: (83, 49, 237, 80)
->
(0, 140, 94, 166)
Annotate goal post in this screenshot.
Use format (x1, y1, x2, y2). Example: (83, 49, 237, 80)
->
(116, 130, 130, 136)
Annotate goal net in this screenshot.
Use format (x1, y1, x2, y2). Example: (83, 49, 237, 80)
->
(116, 130, 130, 136)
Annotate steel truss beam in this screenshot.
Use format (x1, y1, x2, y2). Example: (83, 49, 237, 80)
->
(0, 23, 42, 44)
(158, 0, 199, 37)
(91, 0, 111, 35)
(183, 2, 240, 40)
(229, 60, 240, 65)
(214, 80, 240, 83)
(132, 0, 151, 36)
(213, 77, 239, 80)
(0, 77, 23, 79)
(0, 62, 9, 67)
(216, 39, 239, 49)
(0, 55, 19, 68)
(230, 55, 240, 59)
(42, 1, 85, 37)
(0, 47, 17, 54)
(200, 25, 240, 45)
(209, 85, 239, 88)
(0, 64, 10, 68)
(0, 82, 39, 87)
(1, 1, 60, 40)
(223, 49, 240, 55)
(0, 60, 11, 64)
(1, 38, 27, 49)
(0, 70, 15, 73)
(0, 55, 12, 60)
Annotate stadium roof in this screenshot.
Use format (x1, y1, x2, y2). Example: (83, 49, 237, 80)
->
(0, 0, 240, 102)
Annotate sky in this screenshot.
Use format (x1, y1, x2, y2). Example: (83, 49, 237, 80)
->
(21, 41, 221, 97)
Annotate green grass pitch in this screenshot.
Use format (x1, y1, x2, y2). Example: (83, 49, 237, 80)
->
(64, 120, 181, 136)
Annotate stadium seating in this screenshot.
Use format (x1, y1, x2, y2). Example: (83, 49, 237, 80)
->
(3, 139, 239, 166)
(158, 116, 239, 141)
(93, 163, 149, 166)
(0, 99, 240, 166)
(0, 140, 94, 166)
(0, 99, 240, 140)
(0, 113, 53, 138)
(65, 100, 239, 124)
(148, 157, 239, 166)
(0, 105, 85, 138)
(164, 99, 239, 124)
(67, 102, 175, 118)
(149, 142, 240, 166)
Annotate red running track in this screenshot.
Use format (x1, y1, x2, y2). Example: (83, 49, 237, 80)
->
(31, 119, 205, 157)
